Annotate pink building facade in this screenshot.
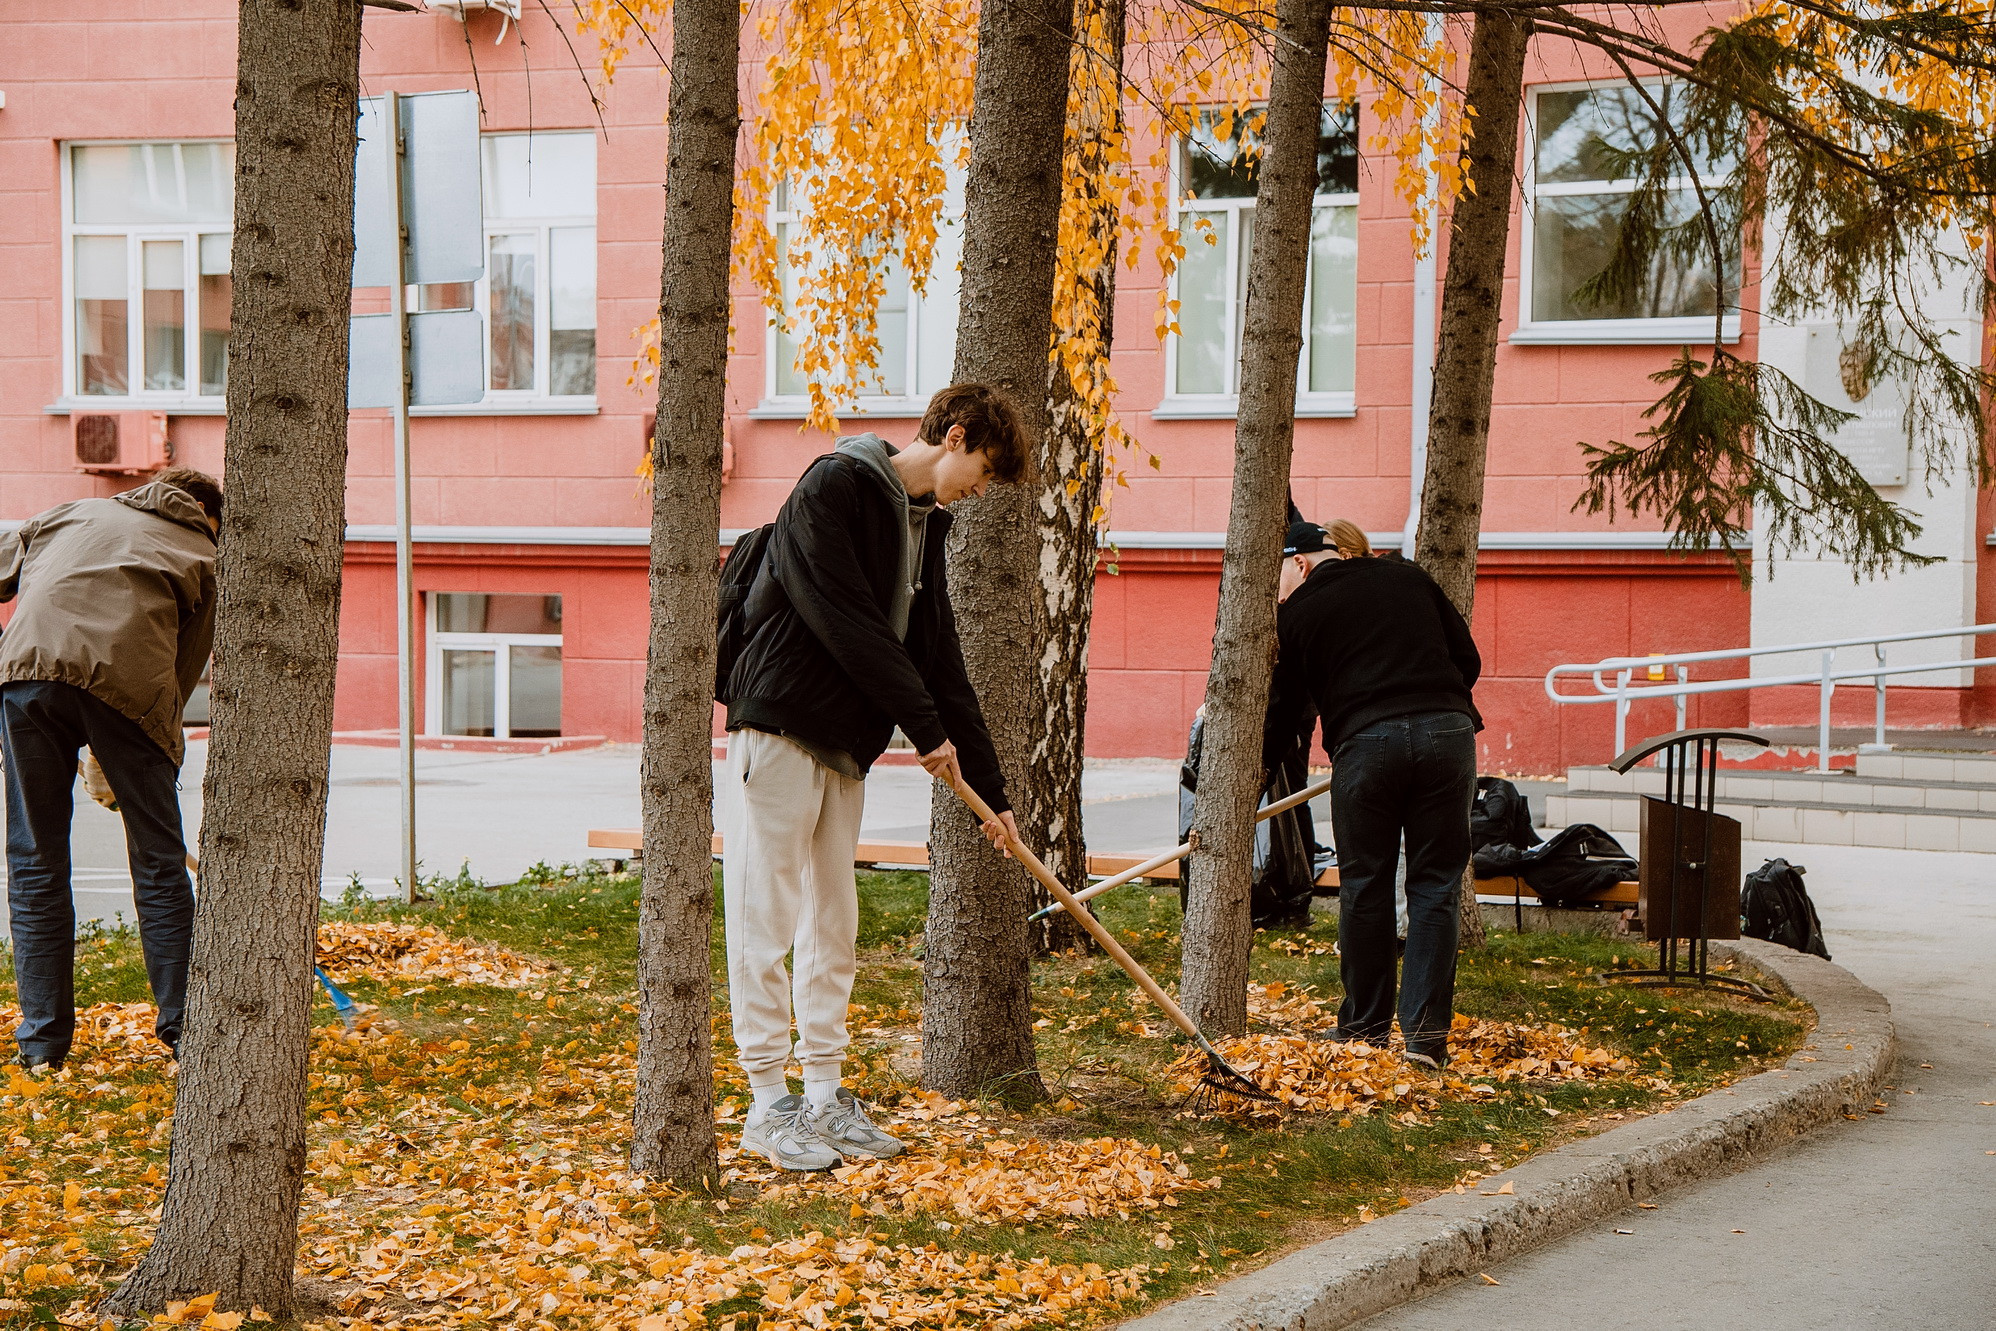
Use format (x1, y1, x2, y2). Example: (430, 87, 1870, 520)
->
(5, 1, 1990, 774)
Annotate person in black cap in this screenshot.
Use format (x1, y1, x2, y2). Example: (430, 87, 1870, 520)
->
(1264, 515, 1481, 1069)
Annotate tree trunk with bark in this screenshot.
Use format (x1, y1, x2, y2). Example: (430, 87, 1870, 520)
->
(103, 0, 361, 1315)
(630, 0, 737, 1187)
(1414, 9, 1532, 952)
(1180, 0, 1334, 1036)
(920, 0, 1072, 1101)
(1028, 0, 1125, 955)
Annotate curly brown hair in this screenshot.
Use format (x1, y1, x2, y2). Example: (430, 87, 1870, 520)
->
(919, 382, 1031, 485)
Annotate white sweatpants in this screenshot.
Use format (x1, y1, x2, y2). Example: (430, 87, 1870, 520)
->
(721, 729, 867, 1086)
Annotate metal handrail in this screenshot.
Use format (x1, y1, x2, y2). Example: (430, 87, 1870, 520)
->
(1545, 622, 1996, 772)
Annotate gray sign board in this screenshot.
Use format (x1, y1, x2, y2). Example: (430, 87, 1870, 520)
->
(348, 309, 485, 408)
(354, 91, 484, 289)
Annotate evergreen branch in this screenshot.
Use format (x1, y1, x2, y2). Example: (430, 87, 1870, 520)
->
(1576, 350, 1936, 581)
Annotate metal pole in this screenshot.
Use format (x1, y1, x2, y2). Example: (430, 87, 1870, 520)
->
(1400, 11, 1444, 558)
(1873, 643, 1887, 749)
(385, 92, 419, 903)
(1615, 668, 1631, 756)
(1675, 665, 1688, 733)
(1818, 648, 1834, 774)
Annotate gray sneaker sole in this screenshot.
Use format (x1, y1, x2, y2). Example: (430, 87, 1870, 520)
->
(740, 1127, 840, 1172)
(821, 1131, 905, 1160)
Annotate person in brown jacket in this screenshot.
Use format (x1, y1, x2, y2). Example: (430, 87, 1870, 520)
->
(0, 469, 220, 1071)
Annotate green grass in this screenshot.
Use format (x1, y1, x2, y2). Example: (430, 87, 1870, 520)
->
(5, 866, 1809, 1326)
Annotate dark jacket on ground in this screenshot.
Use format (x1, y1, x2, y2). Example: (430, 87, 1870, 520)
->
(724, 451, 1011, 813)
(1264, 555, 1481, 767)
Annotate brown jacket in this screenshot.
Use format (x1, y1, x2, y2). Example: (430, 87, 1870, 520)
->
(0, 483, 217, 764)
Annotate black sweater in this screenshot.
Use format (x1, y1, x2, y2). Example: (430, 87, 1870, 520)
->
(1264, 556, 1482, 766)
(725, 453, 1010, 813)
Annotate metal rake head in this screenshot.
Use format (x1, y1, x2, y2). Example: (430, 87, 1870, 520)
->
(1179, 1045, 1279, 1114)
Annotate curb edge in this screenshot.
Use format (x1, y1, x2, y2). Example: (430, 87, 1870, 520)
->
(1119, 938, 1896, 1330)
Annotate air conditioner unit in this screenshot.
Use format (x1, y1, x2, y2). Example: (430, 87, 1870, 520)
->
(432, 0, 522, 30)
(73, 411, 170, 476)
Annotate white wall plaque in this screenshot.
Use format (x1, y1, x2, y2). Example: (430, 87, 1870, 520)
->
(1802, 323, 1909, 487)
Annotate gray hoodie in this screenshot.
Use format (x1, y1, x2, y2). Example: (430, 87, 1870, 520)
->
(833, 433, 936, 642)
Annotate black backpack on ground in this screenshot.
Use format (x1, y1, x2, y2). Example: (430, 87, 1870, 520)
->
(1741, 858, 1831, 959)
(1516, 823, 1637, 908)
(714, 522, 778, 704)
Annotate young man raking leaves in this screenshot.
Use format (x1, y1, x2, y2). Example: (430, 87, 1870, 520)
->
(715, 383, 1023, 1170)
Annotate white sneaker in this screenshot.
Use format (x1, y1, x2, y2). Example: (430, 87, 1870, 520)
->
(806, 1087, 906, 1159)
(740, 1093, 841, 1171)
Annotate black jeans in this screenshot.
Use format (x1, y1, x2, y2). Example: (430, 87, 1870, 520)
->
(1, 681, 192, 1063)
(1330, 708, 1476, 1056)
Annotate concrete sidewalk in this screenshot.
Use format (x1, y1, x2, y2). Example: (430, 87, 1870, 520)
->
(1359, 839, 1996, 1330)
(1, 742, 1189, 927)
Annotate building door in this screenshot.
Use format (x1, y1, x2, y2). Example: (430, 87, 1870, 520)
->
(426, 592, 563, 738)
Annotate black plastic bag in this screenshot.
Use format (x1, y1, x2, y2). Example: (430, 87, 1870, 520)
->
(1741, 858, 1832, 959)
(1179, 715, 1324, 927)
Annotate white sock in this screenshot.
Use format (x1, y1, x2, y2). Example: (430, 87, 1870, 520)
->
(748, 1078, 789, 1123)
(804, 1074, 843, 1110)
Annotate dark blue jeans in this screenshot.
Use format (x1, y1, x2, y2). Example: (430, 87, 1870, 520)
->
(1331, 709, 1476, 1057)
(1, 681, 192, 1063)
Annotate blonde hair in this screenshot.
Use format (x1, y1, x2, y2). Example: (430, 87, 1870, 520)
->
(1324, 518, 1371, 559)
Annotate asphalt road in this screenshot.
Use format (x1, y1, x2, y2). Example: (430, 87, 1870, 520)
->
(1360, 839, 1996, 1330)
(0, 743, 1195, 927)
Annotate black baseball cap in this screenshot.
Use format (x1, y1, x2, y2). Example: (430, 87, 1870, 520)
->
(1283, 520, 1329, 556)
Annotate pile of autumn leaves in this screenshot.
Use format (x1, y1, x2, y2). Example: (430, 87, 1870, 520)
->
(1164, 982, 1657, 1123)
(2, 925, 1647, 1331)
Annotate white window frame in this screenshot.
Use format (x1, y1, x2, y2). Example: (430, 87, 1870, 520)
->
(57, 140, 236, 414)
(424, 596, 563, 740)
(472, 131, 598, 408)
(1157, 105, 1359, 420)
(754, 143, 967, 420)
(1513, 78, 1741, 346)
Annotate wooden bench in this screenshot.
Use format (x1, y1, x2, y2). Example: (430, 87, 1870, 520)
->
(586, 829, 1636, 907)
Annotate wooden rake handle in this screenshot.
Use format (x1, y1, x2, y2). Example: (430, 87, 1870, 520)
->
(946, 775, 1204, 1046)
(1048, 772, 1337, 917)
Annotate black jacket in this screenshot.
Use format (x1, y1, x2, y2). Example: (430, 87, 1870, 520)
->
(1264, 555, 1482, 765)
(725, 453, 1010, 813)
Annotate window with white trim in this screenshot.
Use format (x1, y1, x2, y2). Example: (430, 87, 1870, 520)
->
(764, 141, 965, 413)
(1164, 104, 1358, 417)
(1518, 81, 1739, 344)
(64, 142, 236, 403)
(426, 593, 563, 739)
(439, 132, 597, 400)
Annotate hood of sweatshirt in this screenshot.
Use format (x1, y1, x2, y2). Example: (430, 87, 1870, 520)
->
(114, 481, 217, 543)
(834, 433, 934, 641)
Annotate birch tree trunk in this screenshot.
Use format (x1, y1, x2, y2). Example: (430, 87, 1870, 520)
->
(630, 0, 737, 1186)
(921, 0, 1071, 1101)
(103, 0, 360, 1314)
(1179, 0, 1334, 1036)
(1414, 9, 1532, 952)
(1028, 0, 1125, 955)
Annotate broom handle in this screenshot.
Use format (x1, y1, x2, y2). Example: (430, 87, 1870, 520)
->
(947, 775, 1205, 1045)
(1049, 771, 1336, 917)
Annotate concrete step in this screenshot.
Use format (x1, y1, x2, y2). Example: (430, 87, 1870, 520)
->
(1565, 764, 1996, 813)
(1855, 749, 1996, 783)
(1544, 788, 1996, 853)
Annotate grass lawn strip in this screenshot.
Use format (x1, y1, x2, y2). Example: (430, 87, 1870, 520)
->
(0, 867, 1807, 1329)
